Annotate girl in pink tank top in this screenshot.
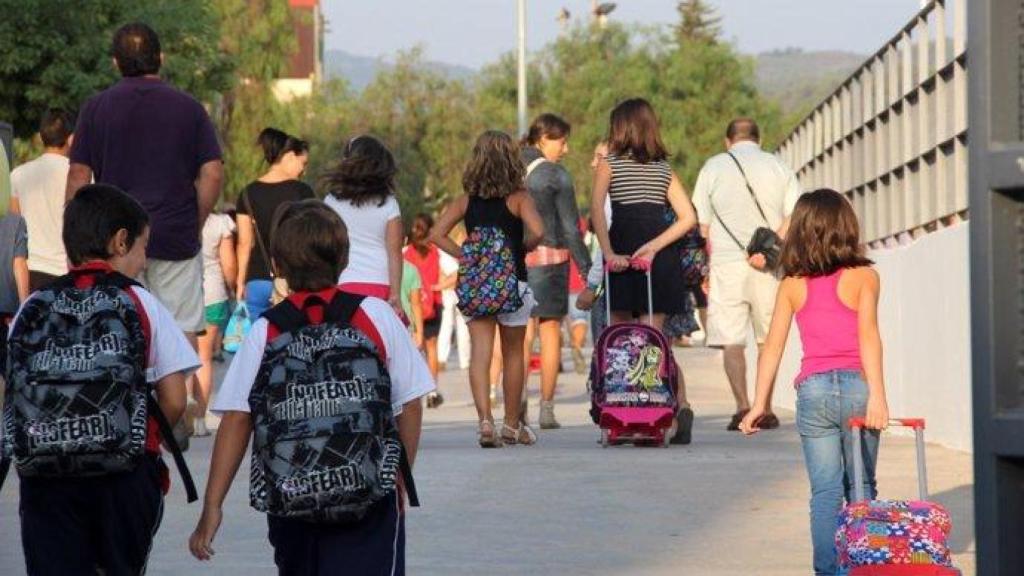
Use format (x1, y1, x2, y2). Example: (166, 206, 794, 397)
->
(737, 189, 891, 575)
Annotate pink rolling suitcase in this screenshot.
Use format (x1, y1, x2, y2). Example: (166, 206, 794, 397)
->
(588, 260, 678, 447)
(836, 418, 960, 575)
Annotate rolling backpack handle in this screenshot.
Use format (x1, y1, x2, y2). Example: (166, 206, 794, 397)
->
(849, 417, 928, 503)
(603, 258, 655, 327)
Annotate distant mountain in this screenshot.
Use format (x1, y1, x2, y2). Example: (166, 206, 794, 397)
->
(324, 49, 476, 91)
(754, 48, 866, 117)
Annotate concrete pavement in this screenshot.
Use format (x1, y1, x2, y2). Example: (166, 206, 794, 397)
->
(0, 346, 976, 575)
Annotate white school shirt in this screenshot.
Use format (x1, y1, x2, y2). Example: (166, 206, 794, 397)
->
(691, 141, 801, 265)
(9, 285, 201, 384)
(325, 195, 402, 286)
(10, 153, 70, 276)
(212, 296, 435, 416)
(200, 214, 236, 306)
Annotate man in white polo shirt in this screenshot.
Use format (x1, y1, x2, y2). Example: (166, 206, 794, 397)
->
(11, 109, 73, 290)
(692, 118, 801, 431)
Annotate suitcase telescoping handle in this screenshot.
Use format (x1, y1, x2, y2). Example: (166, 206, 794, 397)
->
(604, 258, 654, 327)
(849, 417, 928, 503)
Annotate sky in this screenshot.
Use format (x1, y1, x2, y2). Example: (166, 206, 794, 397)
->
(323, 0, 925, 69)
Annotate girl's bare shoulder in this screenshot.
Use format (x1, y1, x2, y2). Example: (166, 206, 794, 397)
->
(844, 266, 879, 288)
(780, 276, 807, 310)
(506, 189, 531, 211)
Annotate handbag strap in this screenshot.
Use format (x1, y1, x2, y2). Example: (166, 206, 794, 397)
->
(242, 188, 275, 280)
(725, 151, 770, 227)
(708, 196, 746, 252)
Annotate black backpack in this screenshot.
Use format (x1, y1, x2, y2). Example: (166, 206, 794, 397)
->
(0, 270, 196, 501)
(249, 291, 418, 523)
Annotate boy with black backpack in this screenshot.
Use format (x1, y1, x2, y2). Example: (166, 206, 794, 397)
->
(1, 184, 199, 575)
(189, 200, 434, 575)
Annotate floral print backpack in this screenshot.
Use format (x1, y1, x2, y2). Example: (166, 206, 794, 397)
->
(456, 226, 522, 318)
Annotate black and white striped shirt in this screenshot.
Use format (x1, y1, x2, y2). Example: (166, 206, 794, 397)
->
(607, 154, 672, 206)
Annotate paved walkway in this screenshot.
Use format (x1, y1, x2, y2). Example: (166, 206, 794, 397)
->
(0, 347, 976, 575)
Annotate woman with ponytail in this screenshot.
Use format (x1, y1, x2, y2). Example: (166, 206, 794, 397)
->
(235, 127, 313, 320)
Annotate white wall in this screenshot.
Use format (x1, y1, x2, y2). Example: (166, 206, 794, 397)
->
(748, 222, 973, 452)
(271, 78, 313, 103)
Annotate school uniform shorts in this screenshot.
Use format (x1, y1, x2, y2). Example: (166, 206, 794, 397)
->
(19, 454, 165, 576)
(267, 491, 405, 576)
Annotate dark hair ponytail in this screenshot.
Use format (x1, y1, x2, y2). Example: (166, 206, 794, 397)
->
(521, 113, 571, 147)
(258, 127, 309, 165)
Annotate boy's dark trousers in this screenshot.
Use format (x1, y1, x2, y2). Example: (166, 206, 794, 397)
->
(267, 492, 405, 576)
(19, 454, 164, 575)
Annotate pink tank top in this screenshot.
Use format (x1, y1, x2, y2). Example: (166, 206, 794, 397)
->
(794, 269, 862, 386)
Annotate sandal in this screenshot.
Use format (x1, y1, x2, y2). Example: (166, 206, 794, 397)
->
(501, 423, 538, 446)
(478, 420, 502, 448)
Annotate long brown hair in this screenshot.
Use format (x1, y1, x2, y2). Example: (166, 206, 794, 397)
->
(319, 135, 396, 207)
(462, 131, 526, 199)
(607, 98, 668, 164)
(521, 113, 571, 146)
(780, 189, 873, 278)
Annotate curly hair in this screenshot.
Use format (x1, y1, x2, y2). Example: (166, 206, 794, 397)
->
(780, 189, 873, 278)
(462, 131, 525, 199)
(319, 135, 396, 207)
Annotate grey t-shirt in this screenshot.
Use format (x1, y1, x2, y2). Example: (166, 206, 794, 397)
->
(0, 214, 28, 315)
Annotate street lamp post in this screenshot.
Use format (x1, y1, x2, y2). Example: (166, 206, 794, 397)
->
(516, 0, 527, 138)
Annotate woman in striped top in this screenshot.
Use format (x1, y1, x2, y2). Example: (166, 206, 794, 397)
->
(591, 98, 697, 326)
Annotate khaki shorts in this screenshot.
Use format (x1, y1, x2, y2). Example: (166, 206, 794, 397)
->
(706, 260, 779, 347)
(140, 254, 205, 334)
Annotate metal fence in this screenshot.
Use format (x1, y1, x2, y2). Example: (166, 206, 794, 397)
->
(776, 0, 968, 247)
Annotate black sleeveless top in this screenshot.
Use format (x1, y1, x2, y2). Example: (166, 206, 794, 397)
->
(464, 195, 527, 280)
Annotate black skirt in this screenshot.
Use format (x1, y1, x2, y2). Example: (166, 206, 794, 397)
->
(607, 207, 686, 316)
(527, 262, 569, 318)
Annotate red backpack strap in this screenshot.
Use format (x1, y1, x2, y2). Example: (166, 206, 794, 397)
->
(113, 278, 152, 362)
(324, 292, 388, 364)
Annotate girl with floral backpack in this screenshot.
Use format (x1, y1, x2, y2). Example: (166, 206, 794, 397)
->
(430, 131, 544, 448)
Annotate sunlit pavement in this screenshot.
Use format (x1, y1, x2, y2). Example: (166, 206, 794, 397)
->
(0, 346, 976, 575)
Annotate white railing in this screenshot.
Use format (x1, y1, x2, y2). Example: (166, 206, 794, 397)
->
(776, 0, 968, 247)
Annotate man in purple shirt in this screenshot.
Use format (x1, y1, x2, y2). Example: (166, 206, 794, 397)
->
(66, 22, 223, 342)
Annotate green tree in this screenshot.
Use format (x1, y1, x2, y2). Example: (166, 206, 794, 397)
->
(334, 49, 483, 219)
(676, 0, 723, 44)
(211, 0, 299, 200)
(659, 38, 779, 186)
(0, 0, 232, 138)
(468, 17, 783, 205)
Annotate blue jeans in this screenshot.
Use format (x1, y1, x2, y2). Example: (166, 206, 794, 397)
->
(796, 370, 880, 576)
(245, 280, 274, 321)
